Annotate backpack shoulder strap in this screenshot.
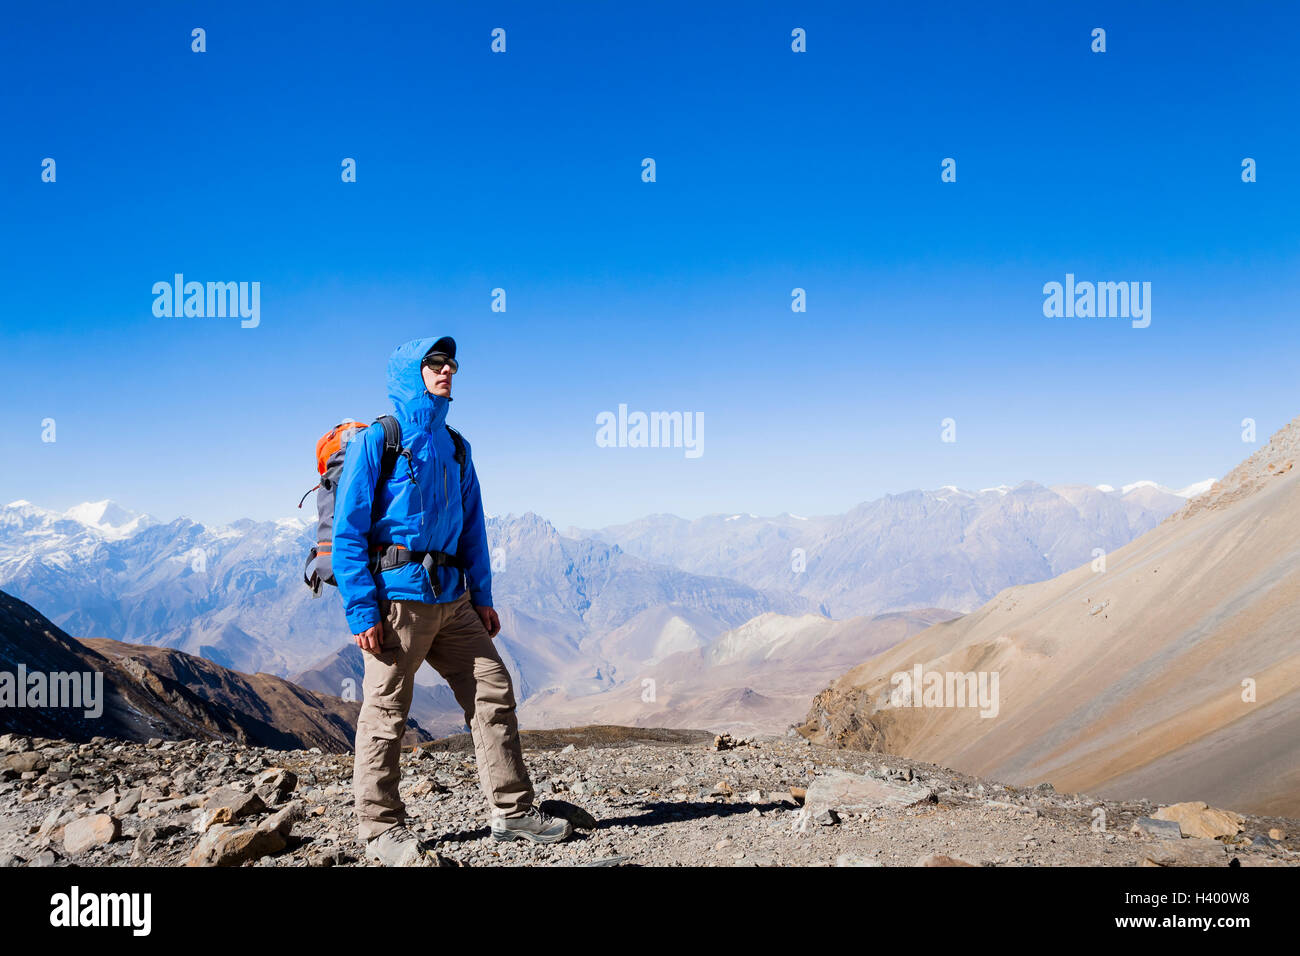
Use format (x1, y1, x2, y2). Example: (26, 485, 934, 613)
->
(445, 425, 466, 477)
(375, 415, 403, 482)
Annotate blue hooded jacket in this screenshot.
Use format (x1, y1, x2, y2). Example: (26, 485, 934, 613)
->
(332, 337, 493, 634)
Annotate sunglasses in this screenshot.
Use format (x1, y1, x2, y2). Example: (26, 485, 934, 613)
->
(423, 354, 458, 374)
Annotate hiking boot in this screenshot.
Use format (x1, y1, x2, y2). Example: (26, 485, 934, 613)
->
(365, 825, 442, 866)
(491, 806, 574, 844)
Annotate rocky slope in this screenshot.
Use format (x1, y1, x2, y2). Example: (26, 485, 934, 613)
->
(0, 727, 1293, 868)
(798, 415, 1300, 817)
(521, 608, 959, 736)
(0, 589, 427, 752)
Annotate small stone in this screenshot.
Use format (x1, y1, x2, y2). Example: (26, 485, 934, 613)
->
(1269, 827, 1286, 841)
(4, 753, 47, 774)
(260, 802, 301, 838)
(203, 786, 267, 823)
(113, 788, 143, 816)
(1247, 834, 1282, 849)
(254, 769, 298, 802)
(918, 854, 975, 867)
(38, 805, 70, 840)
(1131, 817, 1182, 840)
(63, 814, 120, 854)
(1139, 838, 1232, 867)
(805, 770, 934, 817)
(189, 825, 287, 867)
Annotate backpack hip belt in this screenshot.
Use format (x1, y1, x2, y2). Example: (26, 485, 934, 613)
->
(368, 544, 465, 598)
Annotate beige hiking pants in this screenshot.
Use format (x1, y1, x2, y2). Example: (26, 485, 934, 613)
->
(353, 592, 535, 841)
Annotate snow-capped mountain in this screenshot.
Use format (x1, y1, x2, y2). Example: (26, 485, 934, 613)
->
(0, 501, 812, 705)
(1093, 479, 1215, 498)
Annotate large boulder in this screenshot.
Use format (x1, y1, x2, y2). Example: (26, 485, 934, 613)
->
(1152, 801, 1244, 840)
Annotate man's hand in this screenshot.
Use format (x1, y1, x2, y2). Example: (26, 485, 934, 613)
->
(354, 624, 383, 656)
(474, 605, 500, 638)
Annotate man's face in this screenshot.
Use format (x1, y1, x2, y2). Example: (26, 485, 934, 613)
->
(421, 356, 455, 397)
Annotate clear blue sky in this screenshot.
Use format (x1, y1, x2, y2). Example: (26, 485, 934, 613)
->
(2, 1, 1297, 529)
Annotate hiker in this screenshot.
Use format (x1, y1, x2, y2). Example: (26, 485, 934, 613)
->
(331, 335, 572, 865)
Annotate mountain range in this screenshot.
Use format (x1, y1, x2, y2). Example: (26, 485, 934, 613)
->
(570, 480, 1204, 617)
(0, 476, 1203, 734)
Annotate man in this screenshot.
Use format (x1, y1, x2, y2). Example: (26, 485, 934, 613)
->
(333, 335, 572, 866)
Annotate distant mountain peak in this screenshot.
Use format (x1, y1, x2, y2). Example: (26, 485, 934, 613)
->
(64, 500, 154, 539)
(1120, 480, 1161, 494)
(1176, 478, 1216, 499)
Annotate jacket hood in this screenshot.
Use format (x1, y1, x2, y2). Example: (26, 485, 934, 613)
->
(387, 336, 451, 430)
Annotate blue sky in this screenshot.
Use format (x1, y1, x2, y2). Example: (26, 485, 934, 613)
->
(2, 1, 1297, 529)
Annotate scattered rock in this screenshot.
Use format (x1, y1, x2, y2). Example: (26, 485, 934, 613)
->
(194, 787, 267, 832)
(0, 731, 1293, 869)
(804, 770, 936, 817)
(189, 825, 287, 867)
(1139, 838, 1233, 867)
(4, 753, 47, 775)
(63, 814, 120, 855)
(1131, 817, 1183, 840)
(113, 788, 143, 816)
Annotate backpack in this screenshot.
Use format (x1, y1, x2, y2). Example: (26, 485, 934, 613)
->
(300, 415, 466, 597)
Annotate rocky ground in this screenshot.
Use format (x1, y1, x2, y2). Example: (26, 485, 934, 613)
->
(1, 727, 1294, 867)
